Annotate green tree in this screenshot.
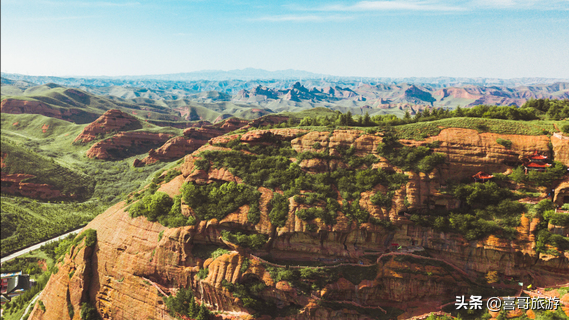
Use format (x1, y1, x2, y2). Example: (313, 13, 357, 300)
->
(269, 193, 289, 227)
(146, 192, 174, 221)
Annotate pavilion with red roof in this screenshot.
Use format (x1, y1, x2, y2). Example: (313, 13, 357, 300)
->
(472, 171, 494, 182)
(524, 151, 551, 173)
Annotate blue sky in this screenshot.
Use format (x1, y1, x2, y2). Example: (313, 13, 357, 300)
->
(1, 0, 568, 78)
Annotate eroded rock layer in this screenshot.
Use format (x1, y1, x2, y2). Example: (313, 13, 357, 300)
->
(31, 127, 569, 320)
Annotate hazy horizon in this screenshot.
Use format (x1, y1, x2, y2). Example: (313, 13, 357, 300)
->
(2, 0, 569, 79)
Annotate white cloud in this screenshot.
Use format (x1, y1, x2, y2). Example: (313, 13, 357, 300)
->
(253, 14, 354, 22)
(39, 0, 140, 7)
(298, 0, 466, 12)
(471, 0, 569, 9)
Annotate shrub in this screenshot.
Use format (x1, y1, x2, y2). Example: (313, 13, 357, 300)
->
(146, 192, 174, 222)
(341, 198, 369, 223)
(83, 229, 97, 247)
(164, 170, 181, 183)
(562, 124, 569, 134)
(527, 161, 567, 187)
(496, 138, 512, 149)
(371, 191, 393, 208)
(210, 248, 230, 259)
(376, 133, 445, 173)
(80, 302, 99, 320)
(453, 182, 514, 208)
(221, 230, 267, 249)
(197, 268, 209, 279)
(296, 207, 324, 221)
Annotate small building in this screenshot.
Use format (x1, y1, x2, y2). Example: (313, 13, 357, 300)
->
(523, 151, 551, 173)
(472, 171, 494, 183)
(1, 272, 32, 303)
(524, 162, 552, 173)
(527, 150, 548, 163)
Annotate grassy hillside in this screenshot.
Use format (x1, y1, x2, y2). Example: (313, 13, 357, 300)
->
(0, 113, 181, 256)
(393, 117, 561, 140)
(1, 141, 95, 199)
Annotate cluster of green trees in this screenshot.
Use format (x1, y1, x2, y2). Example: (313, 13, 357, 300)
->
(376, 132, 446, 173)
(194, 139, 411, 227)
(532, 200, 569, 254)
(181, 181, 261, 222)
(509, 162, 567, 187)
(220, 230, 267, 249)
(281, 99, 569, 129)
(0, 257, 43, 276)
(411, 182, 525, 240)
(1, 198, 103, 257)
(164, 287, 212, 320)
(221, 277, 275, 316)
(522, 98, 569, 120)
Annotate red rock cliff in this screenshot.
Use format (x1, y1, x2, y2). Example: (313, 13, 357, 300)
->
(31, 127, 569, 320)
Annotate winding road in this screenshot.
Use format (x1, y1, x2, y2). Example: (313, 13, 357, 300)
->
(1, 228, 83, 264)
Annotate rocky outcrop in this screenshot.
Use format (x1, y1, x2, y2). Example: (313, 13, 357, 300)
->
(30, 241, 94, 320)
(0, 172, 73, 200)
(86, 132, 174, 160)
(135, 137, 199, 166)
(74, 109, 142, 143)
(551, 133, 569, 166)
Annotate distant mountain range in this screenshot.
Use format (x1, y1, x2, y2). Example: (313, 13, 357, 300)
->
(3, 70, 568, 88)
(3, 76, 569, 123)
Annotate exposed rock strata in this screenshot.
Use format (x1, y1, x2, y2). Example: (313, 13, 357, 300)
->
(32, 127, 569, 320)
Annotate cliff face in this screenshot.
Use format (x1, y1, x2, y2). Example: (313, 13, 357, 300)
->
(32, 127, 569, 320)
(401, 128, 552, 179)
(30, 244, 94, 320)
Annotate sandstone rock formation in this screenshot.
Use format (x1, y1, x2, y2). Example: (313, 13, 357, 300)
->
(86, 131, 174, 160)
(74, 109, 142, 143)
(31, 127, 569, 320)
(0, 172, 72, 200)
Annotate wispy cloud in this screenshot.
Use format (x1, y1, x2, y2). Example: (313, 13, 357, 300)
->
(327, 1, 464, 11)
(12, 15, 101, 22)
(39, 0, 140, 7)
(286, 0, 569, 13)
(291, 0, 467, 12)
(253, 14, 354, 22)
(471, 0, 569, 9)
